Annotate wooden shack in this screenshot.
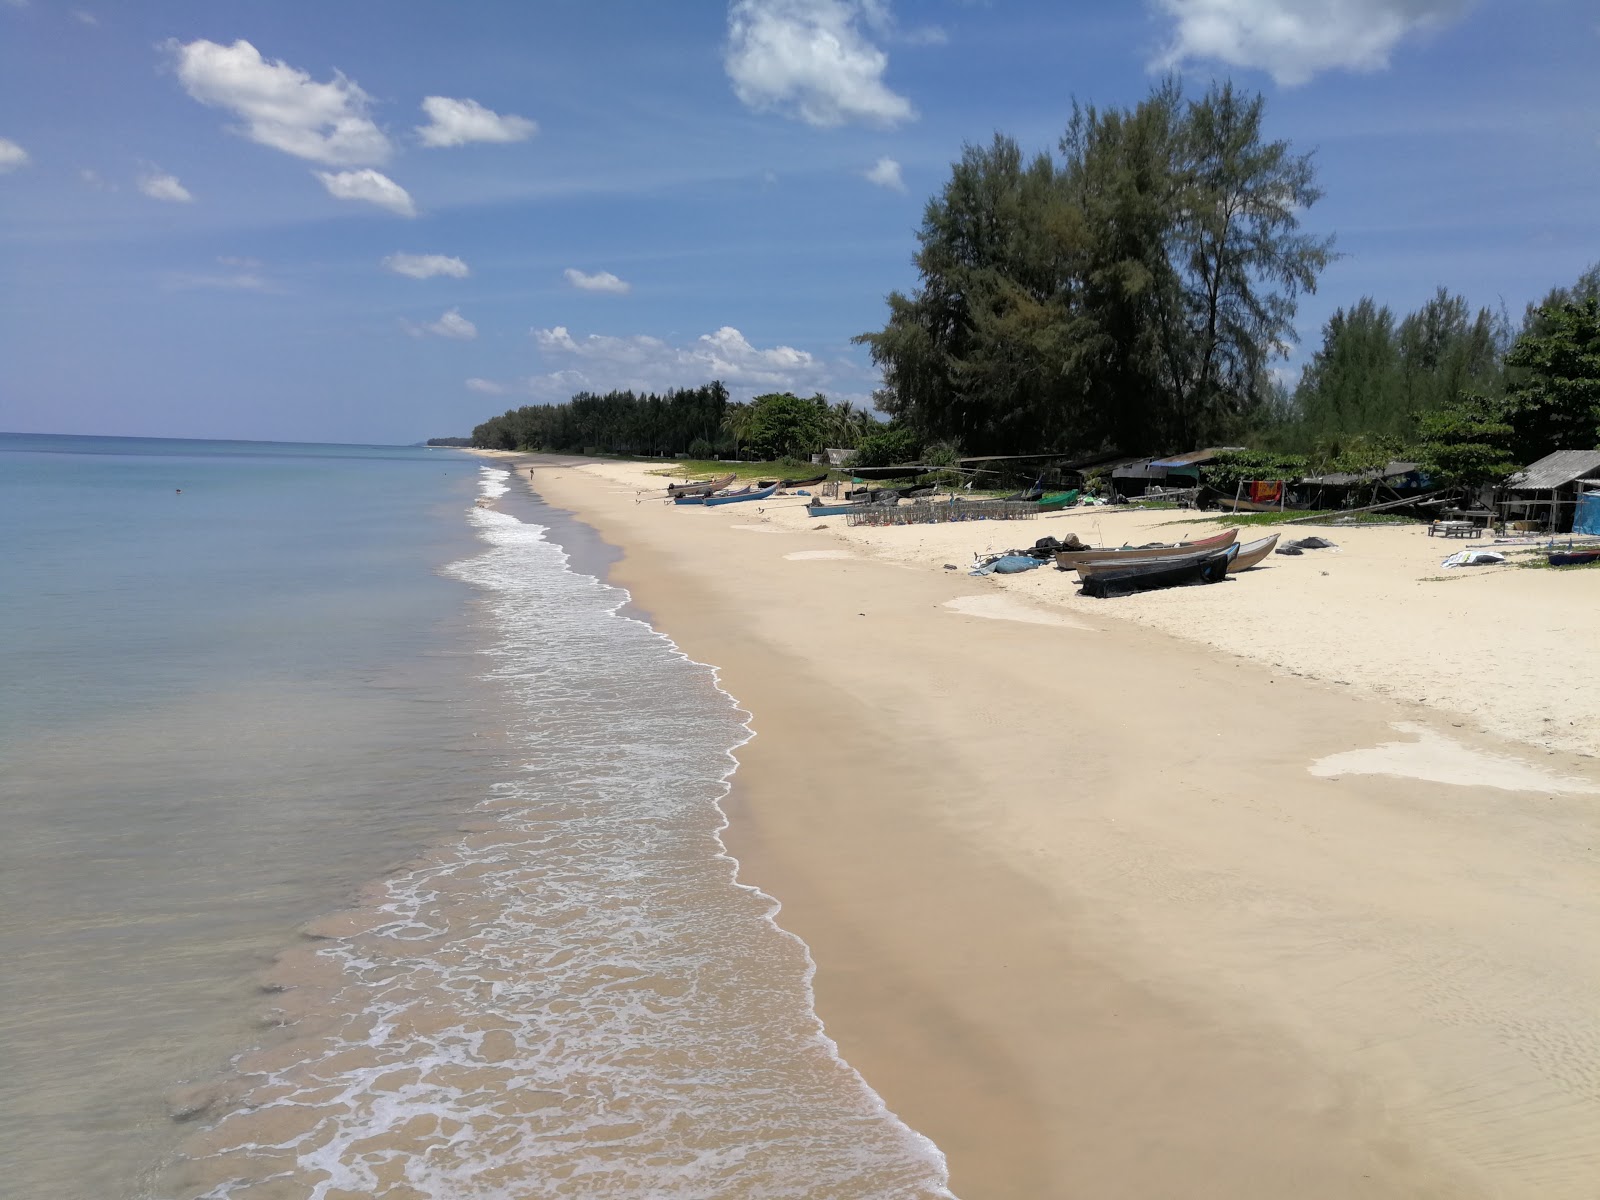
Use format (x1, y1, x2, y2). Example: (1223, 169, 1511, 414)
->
(1499, 450, 1600, 533)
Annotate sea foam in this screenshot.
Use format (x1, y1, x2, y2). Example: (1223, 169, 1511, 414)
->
(179, 468, 954, 1199)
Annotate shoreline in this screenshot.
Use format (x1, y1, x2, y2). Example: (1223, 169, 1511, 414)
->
(487, 452, 1600, 1198)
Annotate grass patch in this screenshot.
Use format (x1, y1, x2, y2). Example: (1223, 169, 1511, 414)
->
(643, 458, 836, 482)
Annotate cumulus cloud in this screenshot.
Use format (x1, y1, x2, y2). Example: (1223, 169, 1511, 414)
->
(169, 38, 391, 165)
(315, 168, 416, 216)
(465, 377, 509, 395)
(415, 96, 537, 147)
(564, 268, 632, 295)
(725, 0, 915, 127)
(383, 252, 469, 279)
(491, 324, 829, 400)
(863, 156, 904, 190)
(407, 309, 478, 340)
(0, 137, 30, 172)
(137, 168, 193, 203)
(1153, 0, 1474, 85)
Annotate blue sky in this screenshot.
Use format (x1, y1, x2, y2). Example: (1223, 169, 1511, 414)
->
(1, 0, 1596, 444)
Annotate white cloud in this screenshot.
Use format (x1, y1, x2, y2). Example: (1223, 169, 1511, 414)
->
(900, 25, 947, 45)
(78, 167, 113, 190)
(168, 258, 274, 291)
(137, 168, 193, 203)
(407, 309, 478, 340)
(415, 96, 537, 148)
(1154, 0, 1474, 85)
(72, 10, 98, 25)
(0, 137, 30, 173)
(863, 156, 904, 190)
(466, 377, 509, 395)
(507, 324, 828, 399)
(168, 38, 391, 165)
(383, 252, 469, 279)
(564, 268, 632, 295)
(725, 0, 916, 127)
(315, 168, 416, 216)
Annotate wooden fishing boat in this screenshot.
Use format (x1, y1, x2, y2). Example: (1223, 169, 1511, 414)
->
(807, 497, 896, 517)
(1227, 533, 1280, 572)
(1054, 528, 1237, 570)
(1079, 546, 1235, 597)
(704, 482, 780, 506)
(780, 473, 830, 488)
(667, 472, 735, 497)
(1036, 490, 1080, 512)
(1549, 547, 1600, 566)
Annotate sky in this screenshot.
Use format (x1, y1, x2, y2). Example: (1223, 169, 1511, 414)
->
(1, 0, 1596, 444)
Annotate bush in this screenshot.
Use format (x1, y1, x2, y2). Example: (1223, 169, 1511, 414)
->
(688, 436, 714, 459)
(852, 424, 922, 467)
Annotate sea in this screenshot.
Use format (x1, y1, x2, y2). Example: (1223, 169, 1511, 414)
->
(0, 434, 952, 1200)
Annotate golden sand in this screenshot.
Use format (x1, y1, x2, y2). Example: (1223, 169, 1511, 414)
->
(514, 454, 1600, 1199)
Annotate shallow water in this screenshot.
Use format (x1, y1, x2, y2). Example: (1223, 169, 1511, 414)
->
(1, 439, 952, 1199)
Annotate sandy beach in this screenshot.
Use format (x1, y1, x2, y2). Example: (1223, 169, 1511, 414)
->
(488, 453, 1600, 1199)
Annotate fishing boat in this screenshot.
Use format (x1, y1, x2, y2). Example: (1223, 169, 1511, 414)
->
(807, 497, 897, 518)
(1036, 490, 1080, 512)
(1549, 547, 1600, 566)
(1227, 533, 1280, 572)
(1054, 528, 1237, 570)
(780, 473, 830, 488)
(1079, 546, 1235, 597)
(704, 482, 779, 507)
(667, 472, 736, 497)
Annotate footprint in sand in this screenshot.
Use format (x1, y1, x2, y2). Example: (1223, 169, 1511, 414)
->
(1310, 722, 1599, 793)
(731, 525, 784, 534)
(784, 550, 855, 560)
(942, 595, 1089, 628)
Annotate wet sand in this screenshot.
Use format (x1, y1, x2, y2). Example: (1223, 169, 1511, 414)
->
(496, 455, 1600, 1199)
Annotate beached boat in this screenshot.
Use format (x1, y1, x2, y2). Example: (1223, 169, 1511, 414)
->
(780, 473, 830, 489)
(703, 482, 779, 507)
(1227, 533, 1280, 572)
(667, 472, 735, 497)
(807, 498, 894, 517)
(1079, 546, 1235, 597)
(1549, 547, 1600, 566)
(1054, 528, 1237, 570)
(1036, 490, 1080, 512)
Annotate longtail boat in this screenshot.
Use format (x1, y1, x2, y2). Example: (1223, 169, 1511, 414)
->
(1054, 528, 1237, 570)
(807, 498, 896, 517)
(1079, 546, 1235, 597)
(667, 472, 736, 497)
(1227, 533, 1280, 572)
(704, 482, 780, 506)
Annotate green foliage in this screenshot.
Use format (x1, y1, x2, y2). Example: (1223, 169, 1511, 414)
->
(856, 79, 1333, 456)
(741, 393, 827, 460)
(471, 383, 730, 456)
(1288, 289, 1507, 448)
(1199, 449, 1308, 491)
(1501, 298, 1600, 463)
(851, 423, 923, 467)
(1415, 393, 1517, 488)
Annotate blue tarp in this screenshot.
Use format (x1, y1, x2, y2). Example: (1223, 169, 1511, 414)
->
(1575, 492, 1600, 536)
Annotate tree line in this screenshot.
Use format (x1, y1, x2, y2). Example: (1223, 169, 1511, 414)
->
(470, 385, 877, 460)
(467, 79, 1600, 486)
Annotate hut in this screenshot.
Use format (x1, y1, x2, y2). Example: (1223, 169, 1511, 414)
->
(1499, 450, 1600, 533)
(1299, 461, 1429, 509)
(1110, 447, 1240, 499)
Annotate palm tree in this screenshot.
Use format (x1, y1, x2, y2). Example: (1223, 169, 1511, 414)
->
(722, 403, 753, 458)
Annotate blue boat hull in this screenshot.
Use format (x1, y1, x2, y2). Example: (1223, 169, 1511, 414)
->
(703, 482, 779, 507)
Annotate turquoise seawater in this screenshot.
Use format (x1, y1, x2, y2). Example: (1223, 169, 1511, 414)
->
(0, 435, 952, 1200)
(0, 434, 494, 1199)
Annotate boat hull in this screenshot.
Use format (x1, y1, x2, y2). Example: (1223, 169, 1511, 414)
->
(1227, 533, 1279, 572)
(703, 482, 779, 506)
(1079, 547, 1234, 597)
(1055, 528, 1237, 570)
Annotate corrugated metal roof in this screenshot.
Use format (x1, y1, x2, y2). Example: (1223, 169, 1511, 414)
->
(1506, 450, 1600, 491)
(1148, 446, 1243, 469)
